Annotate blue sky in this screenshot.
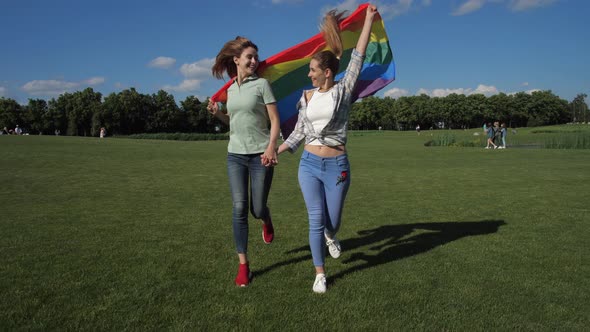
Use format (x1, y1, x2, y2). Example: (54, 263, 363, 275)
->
(1, 0, 588, 105)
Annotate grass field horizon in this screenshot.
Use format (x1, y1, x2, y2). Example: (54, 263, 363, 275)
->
(1, 126, 588, 330)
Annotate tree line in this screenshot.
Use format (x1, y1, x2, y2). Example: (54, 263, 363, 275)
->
(0, 88, 227, 136)
(0, 88, 587, 136)
(349, 91, 587, 131)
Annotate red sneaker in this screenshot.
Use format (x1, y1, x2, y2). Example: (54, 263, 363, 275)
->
(235, 263, 252, 287)
(262, 215, 274, 244)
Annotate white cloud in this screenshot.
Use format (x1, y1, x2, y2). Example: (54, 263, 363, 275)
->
(162, 79, 202, 93)
(508, 0, 557, 11)
(452, 0, 557, 15)
(329, 0, 360, 15)
(21, 77, 105, 96)
(384, 87, 410, 98)
(521, 82, 529, 86)
(508, 88, 540, 95)
(84, 77, 105, 85)
(159, 58, 213, 94)
(418, 87, 471, 97)
(0, 86, 6, 97)
(179, 58, 215, 79)
(452, 0, 486, 15)
(380, 0, 415, 18)
(148, 56, 176, 69)
(322, 0, 431, 20)
(22, 80, 80, 96)
(473, 84, 499, 95)
(417, 84, 500, 97)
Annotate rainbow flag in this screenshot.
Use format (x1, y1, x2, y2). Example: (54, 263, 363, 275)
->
(211, 3, 395, 138)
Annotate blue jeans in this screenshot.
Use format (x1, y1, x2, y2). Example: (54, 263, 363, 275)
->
(227, 153, 273, 254)
(298, 150, 351, 267)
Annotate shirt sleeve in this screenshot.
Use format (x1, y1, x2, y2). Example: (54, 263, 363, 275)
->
(340, 49, 366, 100)
(261, 79, 277, 104)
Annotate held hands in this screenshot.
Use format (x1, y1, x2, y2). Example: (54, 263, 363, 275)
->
(261, 146, 278, 167)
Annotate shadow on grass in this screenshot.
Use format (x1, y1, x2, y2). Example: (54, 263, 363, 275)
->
(329, 219, 505, 282)
(255, 220, 505, 282)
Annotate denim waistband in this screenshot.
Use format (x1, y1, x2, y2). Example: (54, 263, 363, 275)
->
(301, 150, 348, 162)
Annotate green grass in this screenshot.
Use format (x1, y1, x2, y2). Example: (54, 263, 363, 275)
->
(1, 127, 589, 330)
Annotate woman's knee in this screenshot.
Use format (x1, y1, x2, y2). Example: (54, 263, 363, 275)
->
(233, 201, 248, 220)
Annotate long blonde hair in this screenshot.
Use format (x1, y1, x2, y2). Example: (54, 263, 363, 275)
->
(312, 9, 346, 75)
(211, 36, 258, 79)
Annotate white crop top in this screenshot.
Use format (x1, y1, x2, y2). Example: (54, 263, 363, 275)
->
(305, 89, 335, 145)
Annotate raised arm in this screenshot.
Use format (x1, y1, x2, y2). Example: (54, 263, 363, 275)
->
(355, 5, 378, 56)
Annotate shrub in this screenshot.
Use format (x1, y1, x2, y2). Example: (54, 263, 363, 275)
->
(124, 132, 229, 141)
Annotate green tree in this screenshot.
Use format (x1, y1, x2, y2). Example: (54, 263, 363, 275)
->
(571, 93, 588, 123)
(118, 88, 151, 135)
(46, 98, 67, 135)
(24, 99, 47, 134)
(0, 97, 22, 132)
(148, 90, 180, 133)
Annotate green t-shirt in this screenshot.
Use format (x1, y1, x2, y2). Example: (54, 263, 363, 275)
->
(226, 75, 276, 154)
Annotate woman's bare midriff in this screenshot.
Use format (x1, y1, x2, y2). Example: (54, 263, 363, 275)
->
(304, 144, 346, 157)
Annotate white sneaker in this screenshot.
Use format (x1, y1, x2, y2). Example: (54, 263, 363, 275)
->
(325, 235, 341, 259)
(313, 273, 326, 293)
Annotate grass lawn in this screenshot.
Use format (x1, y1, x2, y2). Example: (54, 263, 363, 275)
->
(1, 127, 589, 330)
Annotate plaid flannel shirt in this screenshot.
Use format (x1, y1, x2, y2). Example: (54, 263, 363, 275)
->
(283, 49, 366, 153)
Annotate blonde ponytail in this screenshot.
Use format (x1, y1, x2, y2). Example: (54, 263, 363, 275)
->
(321, 10, 345, 59)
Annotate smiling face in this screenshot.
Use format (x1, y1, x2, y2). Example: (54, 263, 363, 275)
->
(234, 46, 259, 78)
(308, 59, 331, 89)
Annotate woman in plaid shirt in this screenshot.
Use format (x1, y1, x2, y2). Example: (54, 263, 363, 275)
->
(276, 4, 378, 294)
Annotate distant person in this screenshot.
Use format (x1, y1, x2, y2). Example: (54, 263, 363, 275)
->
(485, 122, 496, 149)
(483, 122, 487, 133)
(100, 127, 106, 138)
(492, 121, 501, 147)
(1, 127, 7, 135)
(500, 123, 507, 149)
(55, 129, 61, 136)
(416, 124, 421, 135)
(208, 35, 280, 287)
(14, 125, 22, 135)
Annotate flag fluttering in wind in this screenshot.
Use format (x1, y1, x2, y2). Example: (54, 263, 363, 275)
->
(211, 3, 395, 138)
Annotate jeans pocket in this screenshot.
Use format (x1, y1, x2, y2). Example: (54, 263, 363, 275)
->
(336, 155, 350, 172)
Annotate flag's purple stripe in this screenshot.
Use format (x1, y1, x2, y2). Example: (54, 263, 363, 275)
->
(351, 77, 396, 100)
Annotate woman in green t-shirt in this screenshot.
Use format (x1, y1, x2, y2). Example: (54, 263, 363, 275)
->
(208, 37, 280, 287)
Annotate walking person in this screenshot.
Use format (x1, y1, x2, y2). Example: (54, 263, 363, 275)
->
(208, 36, 281, 287)
(276, 4, 379, 293)
(500, 122, 507, 149)
(485, 122, 497, 149)
(492, 121, 501, 148)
